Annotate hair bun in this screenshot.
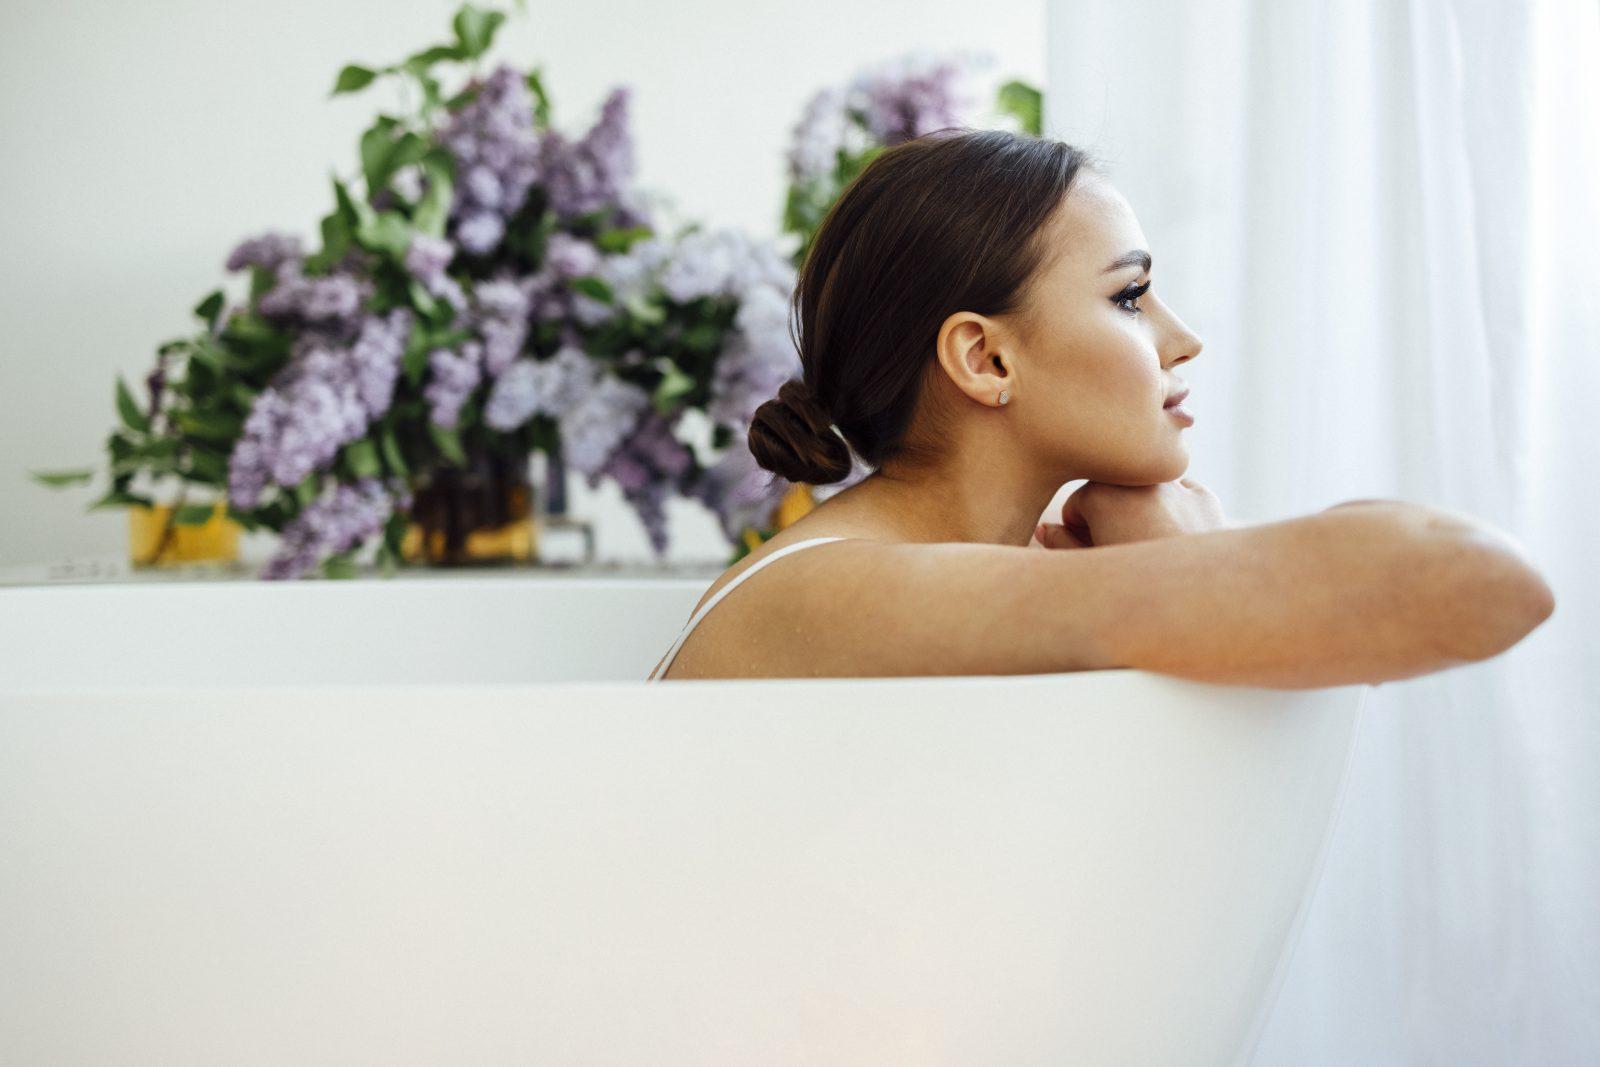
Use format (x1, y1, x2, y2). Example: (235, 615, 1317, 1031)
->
(747, 379, 854, 486)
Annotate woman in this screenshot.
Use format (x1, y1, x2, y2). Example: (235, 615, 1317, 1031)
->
(648, 129, 1554, 685)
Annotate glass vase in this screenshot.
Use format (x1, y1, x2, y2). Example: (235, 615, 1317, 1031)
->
(531, 439, 596, 567)
(400, 448, 536, 566)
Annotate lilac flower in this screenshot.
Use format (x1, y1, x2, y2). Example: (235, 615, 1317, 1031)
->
(260, 476, 411, 580)
(538, 87, 636, 223)
(590, 409, 694, 556)
(846, 50, 990, 144)
(348, 308, 414, 420)
(707, 281, 803, 430)
(225, 231, 304, 274)
(559, 372, 652, 477)
(227, 308, 414, 510)
(540, 231, 602, 279)
(423, 341, 484, 429)
(685, 439, 797, 545)
(655, 229, 749, 304)
(469, 275, 534, 378)
(786, 51, 994, 188)
(455, 213, 506, 257)
(256, 259, 373, 339)
(404, 234, 467, 317)
(437, 64, 542, 256)
(483, 342, 596, 431)
(787, 87, 855, 185)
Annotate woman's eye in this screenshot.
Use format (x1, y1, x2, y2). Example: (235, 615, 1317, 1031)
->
(1114, 280, 1151, 315)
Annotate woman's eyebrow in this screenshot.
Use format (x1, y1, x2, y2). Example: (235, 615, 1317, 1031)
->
(1102, 250, 1152, 274)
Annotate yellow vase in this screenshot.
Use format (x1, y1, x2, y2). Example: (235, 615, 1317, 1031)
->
(740, 482, 818, 553)
(129, 501, 241, 567)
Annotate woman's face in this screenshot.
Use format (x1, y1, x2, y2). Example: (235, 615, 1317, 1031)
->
(1009, 170, 1204, 486)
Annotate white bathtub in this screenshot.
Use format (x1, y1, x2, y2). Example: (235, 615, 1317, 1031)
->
(0, 573, 1368, 1065)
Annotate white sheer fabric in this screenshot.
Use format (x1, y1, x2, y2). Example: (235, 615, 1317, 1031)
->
(1045, 1, 1598, 1062)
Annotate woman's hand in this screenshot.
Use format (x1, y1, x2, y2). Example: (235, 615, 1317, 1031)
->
(1034, 477, 1234, 549)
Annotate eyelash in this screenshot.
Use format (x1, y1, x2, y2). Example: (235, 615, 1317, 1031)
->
(1114, 280, 1152, 316)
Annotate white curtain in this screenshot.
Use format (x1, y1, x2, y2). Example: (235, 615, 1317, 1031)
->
(1045, 1, 1598, 1062)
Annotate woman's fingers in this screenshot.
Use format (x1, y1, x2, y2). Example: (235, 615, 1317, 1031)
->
(1034, 521, 1091, 550)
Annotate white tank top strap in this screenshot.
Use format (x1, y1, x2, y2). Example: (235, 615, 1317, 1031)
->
(647, 536, 851, 681)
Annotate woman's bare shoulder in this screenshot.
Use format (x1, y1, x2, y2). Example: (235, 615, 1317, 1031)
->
(662, 536, 1048, 680)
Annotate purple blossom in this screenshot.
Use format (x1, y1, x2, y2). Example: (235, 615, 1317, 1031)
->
(255, 260, 373, 339)
(538, 87, 636, 223)
(787, 87, 855, 185)
(559, 372, 652, 477)
(468, 275, 534, 378)
(225, 231, 304, 274)
(423, 341, 484, 429)
(847, 50, 988, 144)
(590, 409, 693, 556)
(484, 343, 597, 431)
(786, 51, 993, 186)
(227, 308, 414, 510)
(403, 234, 467, 317)
(540, 231, 602, 279)
(437, 64, 542, 256)
(349, 308, 414, 420)
(685, 439, 796, 545)
(708, 282, 803, 429)
(260, 476, 411, 581)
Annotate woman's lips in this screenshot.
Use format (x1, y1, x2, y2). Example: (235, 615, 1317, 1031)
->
(1163, 386, 1190, 409)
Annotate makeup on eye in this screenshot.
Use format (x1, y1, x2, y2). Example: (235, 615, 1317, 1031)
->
(1113, 279, 1152, 315)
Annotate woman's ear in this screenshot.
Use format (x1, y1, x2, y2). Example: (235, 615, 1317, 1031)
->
(935, 311, 1011, 406)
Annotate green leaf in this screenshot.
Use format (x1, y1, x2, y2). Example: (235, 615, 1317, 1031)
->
(174, 409, 243, 441)
(651, 362, 696, 413)
(407, 278, 443, 323)
(379, 426, 409, 477)
(452, 4, 507, 59)
(411, 153, 454, 238)
(193, 289, 225, 329)
(680, 321, 723, 353)
(293, 475, 318, 509)
(333, 175, 370, 229)
(187, 446, 230, 484)
(320, 209, 352, 263)
(225, 505, 261, 532)
(173, 502, 220, 526)
(115, 375, 150, 433)
(248, 264, 276, 301)
(356, 210, 415, 259)
(89, 487, 154, 511)
(525, 67, 552, 127)
(383, 509, 410, 557)
(569, 275, 613, 303)
(403, 43, 467, 73)
(30, 468, 95, 487)
(403, 327, 432, 387)
(332, 64, 379, 96)
(343, 437, 383, 478)
(593, 224, 652, 254)
(323, 552, 358, 579)
(428, 422, 467, 466)
(359, 118, 429, 199)
(995, 79, 1043, 136)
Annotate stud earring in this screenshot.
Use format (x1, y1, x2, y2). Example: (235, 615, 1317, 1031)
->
(998, 390, 1010, 406)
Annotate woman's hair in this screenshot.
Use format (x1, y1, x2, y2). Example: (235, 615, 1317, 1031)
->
(748, 127, 1099, 486)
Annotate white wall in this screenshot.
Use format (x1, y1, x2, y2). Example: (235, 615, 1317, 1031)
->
(0, 0, 1045, 568)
